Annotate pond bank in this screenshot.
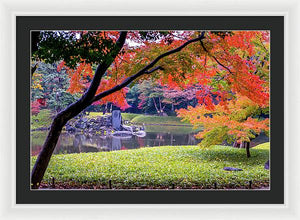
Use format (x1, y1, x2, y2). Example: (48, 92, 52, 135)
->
(30, 122, 193, 132)
(31, 112, 192, 131)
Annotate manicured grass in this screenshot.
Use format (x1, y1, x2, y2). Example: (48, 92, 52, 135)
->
(31, 109, 53, 130)
(32, 142, 270, 188)
(31, 131, 48, 146)
(131, 115, 190, 126)
(87, 112, 139, 121)
(121, 113, 140, 121)
(87, 112, 189, 126)
(253, 142, 270, 150)
(87, 112, 111, 118)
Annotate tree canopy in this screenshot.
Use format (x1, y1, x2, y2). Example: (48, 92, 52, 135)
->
(31, 30, 270, 188)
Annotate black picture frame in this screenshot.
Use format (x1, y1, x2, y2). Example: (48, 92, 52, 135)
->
(17, 16, 284, 204)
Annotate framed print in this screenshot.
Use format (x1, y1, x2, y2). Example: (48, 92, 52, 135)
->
(16, 16, 283, 204)
(1, 0, 299, 219)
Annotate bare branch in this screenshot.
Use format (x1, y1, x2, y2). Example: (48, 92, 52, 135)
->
(199, 35, 233, 74)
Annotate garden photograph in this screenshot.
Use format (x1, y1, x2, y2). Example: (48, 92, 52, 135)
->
(30, 30, 270, 190)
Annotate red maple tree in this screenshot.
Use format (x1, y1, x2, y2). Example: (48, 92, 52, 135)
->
(31, 30, 270, 187)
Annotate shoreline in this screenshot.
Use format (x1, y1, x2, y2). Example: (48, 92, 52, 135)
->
(31, 123, 193, 132)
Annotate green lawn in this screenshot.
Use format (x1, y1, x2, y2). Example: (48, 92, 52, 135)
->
(131, 115, 190, 126)
(32, 142, 270, 189)
(31, 131, 48, 146)
(120, 113, 140, 121)
(253, 142, 269, 150)
(86, 112, 111, 118)
(31, 109, 53, 130)
(87, 112, 140, 121)
(88, 112, 189, 126)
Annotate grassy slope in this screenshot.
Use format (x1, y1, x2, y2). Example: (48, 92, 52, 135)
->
(87, 112, 140, 121)
(88, 112, 189, 126)
(87, 112, 111, 118)
(121, 113, 140, 121)
(31, 131, 48, 146)
(31, 109, 53, 130)
(131, 115, 190, 126)
(32, 142, 270, 188)
(253, 142, 269, 150)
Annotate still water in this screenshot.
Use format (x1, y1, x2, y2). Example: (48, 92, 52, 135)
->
(31, 126, 269, 156)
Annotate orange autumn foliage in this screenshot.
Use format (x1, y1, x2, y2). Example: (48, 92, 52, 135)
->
(57, 59, 131, 110)
(177, 95, 269, 147)
(56, 31, 269, 131)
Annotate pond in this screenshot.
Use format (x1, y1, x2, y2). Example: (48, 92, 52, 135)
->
(31, 125, 269, 156)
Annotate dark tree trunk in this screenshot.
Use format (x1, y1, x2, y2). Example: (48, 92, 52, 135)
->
(31, 32, 206, 188)
(233, 141, 238, 148)
(152, 97, 160, 115)
(159, 97, 162, 115)
(31, 88, 102, 187)
(31, 114, 66, 188)
(31, 32, 128, 188)
(31, 100, 92, 188)
(233, 141, 251, 157)
(246, 141, 251, 158)
(109, 103, 113, 113)
(233, 141, 241, 148)
(103, 102, 108, 115)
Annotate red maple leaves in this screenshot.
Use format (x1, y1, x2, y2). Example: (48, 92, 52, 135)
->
(55, 30, 270, 133)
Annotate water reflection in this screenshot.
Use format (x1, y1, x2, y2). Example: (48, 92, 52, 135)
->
(31, 131, 201, 156)
(31, 128, 269, 156)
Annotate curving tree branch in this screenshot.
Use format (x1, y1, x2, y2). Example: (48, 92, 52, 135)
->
(199, 33, 233, 74)
(91, 34, 205, 103)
